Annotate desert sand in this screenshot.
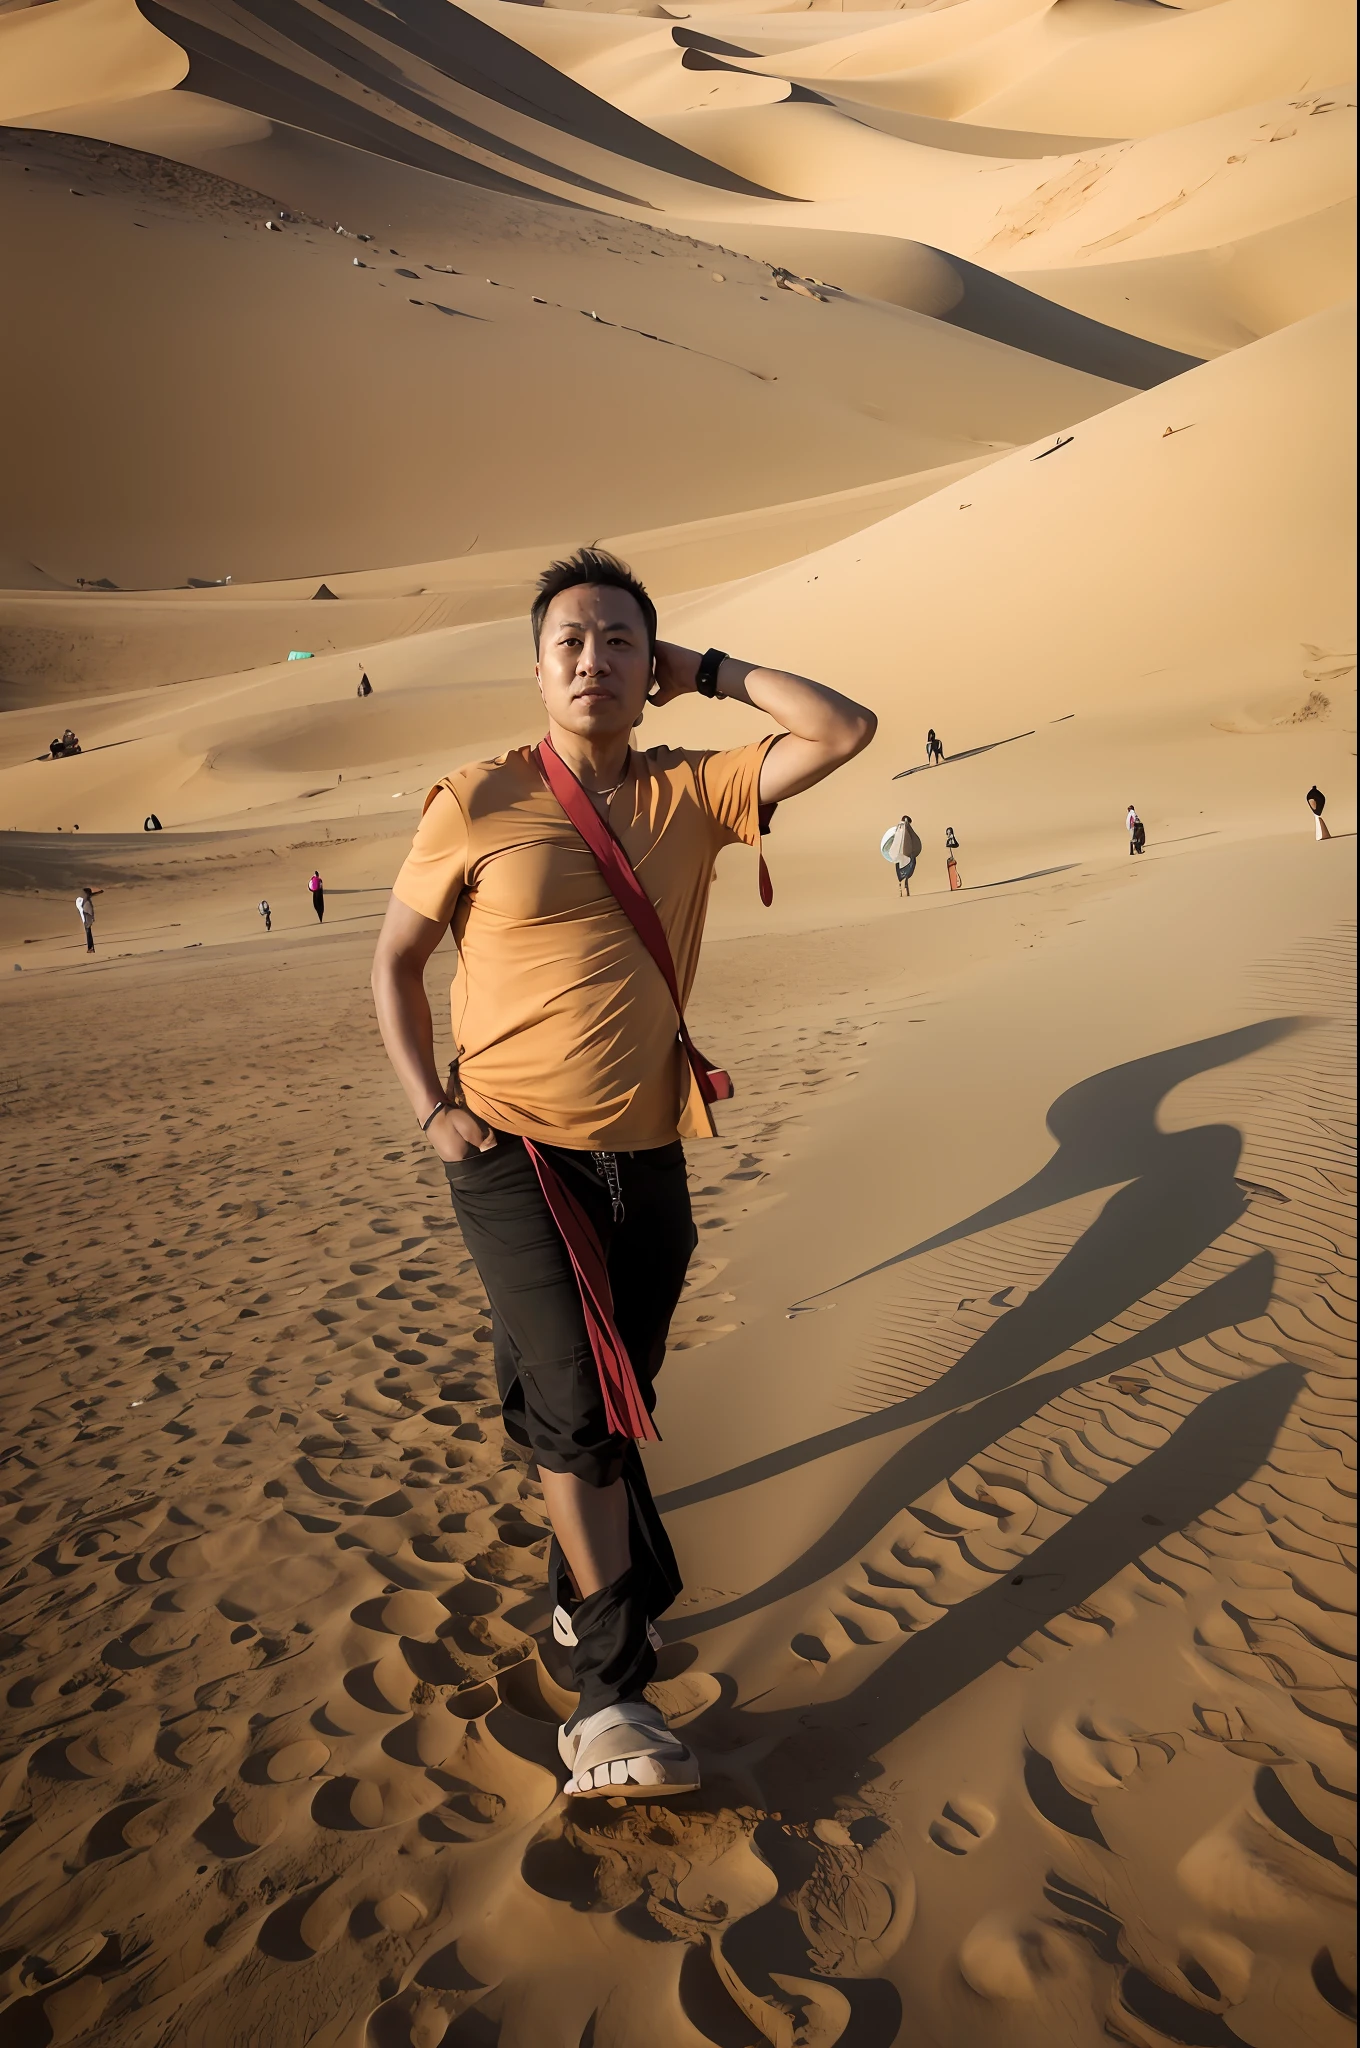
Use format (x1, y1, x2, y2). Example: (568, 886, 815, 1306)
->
(0, 0, 1355, 2043)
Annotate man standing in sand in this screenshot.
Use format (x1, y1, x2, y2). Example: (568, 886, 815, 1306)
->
(75, 885, 102, 954)
(372, 548, 874, 1801)
(308, 870, 325, 923)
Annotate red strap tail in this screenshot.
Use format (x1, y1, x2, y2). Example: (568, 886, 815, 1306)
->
(524, 1141, 658, 1443)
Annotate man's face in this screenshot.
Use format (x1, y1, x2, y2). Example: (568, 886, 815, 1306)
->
(535, 584, 652, 742)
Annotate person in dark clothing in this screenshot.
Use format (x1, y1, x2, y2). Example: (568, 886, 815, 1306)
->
(309, 871, 325, 921)
(357, 673, 373, 698)
(144, 814, 162, 831)
(926, 728, 945, 765)
(1307, 785, 1330, 841)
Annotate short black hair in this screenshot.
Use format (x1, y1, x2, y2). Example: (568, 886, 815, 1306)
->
(531, 546, 656, 656)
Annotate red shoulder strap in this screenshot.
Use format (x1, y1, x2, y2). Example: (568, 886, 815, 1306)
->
(533, 739, 733, 1106)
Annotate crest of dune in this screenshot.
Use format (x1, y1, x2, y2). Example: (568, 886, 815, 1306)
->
(0, 0, 187, 122)
(0, 1, 1353, 2046)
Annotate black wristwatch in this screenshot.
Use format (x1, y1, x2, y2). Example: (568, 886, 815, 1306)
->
(694, 647, 728, 699)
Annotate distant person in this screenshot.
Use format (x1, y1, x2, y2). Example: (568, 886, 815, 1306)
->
(357, 673, 373, 698)
(926, 729, 945, 765)
(143, 814, 162, 831)
(75, 885, 102, 954)
(61, 728, 81, 756)
(1132, 816, 1146, 855)
(945, 829, 962, 890)
(881, 813, 921, 896)
(49, 735, 65, 759)
(1306, 785, 1330, 841)
(1126, 804, 1144, 855)
(309, 870, 325, 923)
(258, 897, 272, 933)
(945, 825, 959, 853)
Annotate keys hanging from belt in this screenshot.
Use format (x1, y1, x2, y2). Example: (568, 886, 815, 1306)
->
(591, 1150, 625, 1223)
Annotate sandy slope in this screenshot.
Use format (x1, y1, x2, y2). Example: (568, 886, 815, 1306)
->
(0, 835, 1353, 2048)
(3, 306, 1350, 868)
(0, 459, 996, 704)
(0, 0, 1354, 2043)
(0, 123, 1135, 592)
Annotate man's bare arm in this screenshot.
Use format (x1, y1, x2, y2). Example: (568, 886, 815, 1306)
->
(370, 896, 495, 1161)
(650, 642, 876, 802)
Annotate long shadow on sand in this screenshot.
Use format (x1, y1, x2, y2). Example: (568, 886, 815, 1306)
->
(662, 1018, 1304, 1539)
(794, 1017, 1305, 1305)
(795, 1356, 1302, 1770)
(893, 730, 1034, 779)
(671, 1250, 1275, 1638)
(663, 1024, 1310, 1646)
(675, 1027, 1309, 2036)
(707, 1358, 1301, 2048)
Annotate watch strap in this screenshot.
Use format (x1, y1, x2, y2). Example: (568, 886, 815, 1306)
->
(695, 647, 727, 699)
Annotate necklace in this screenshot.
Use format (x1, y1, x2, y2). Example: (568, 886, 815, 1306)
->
(583, 760, 631, 805)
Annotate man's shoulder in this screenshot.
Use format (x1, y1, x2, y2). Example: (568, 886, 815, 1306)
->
(440, 748, 539, 813)
(638, 744, 724, 784)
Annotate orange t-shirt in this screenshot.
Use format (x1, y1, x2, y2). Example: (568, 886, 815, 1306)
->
(391, 739, 778, 1149)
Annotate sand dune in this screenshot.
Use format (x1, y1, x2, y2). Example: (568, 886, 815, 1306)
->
(1, 120, 1140, 593)
(1, 304, 1352, 866)
(17, 0, 1350, 360)
(0, 459, 1001, 703)
(718, 0, 1354, 135)
(0, 0, 1354, 2043)
(0, 0, 185, 124)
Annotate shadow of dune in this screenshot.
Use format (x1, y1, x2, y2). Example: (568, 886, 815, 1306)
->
(146, 0, 795, 202)
(670, 1250, 1274, 1636)
(936, 246, 1201, 386)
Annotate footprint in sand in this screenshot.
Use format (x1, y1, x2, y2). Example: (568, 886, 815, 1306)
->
(928, 1794, 996, 1855)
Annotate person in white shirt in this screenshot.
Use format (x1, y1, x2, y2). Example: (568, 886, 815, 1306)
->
(884, 814, 921, 895)
(75, 885, 102, 954)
